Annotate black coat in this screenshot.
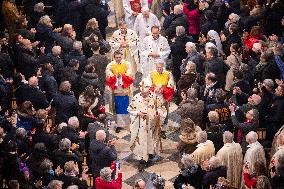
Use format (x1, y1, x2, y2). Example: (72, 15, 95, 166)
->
(35, 23, 60, 52)
(79, 72, 99, 92)
(205, 58, 227, 87)
(83, 0, 109, 34)
(23, 86, 49, 110)
(174, 164, 204, 189)
(200, 19, 219, 35)
(2, 152, 20, 181)
(51, 149, 82, 168)
(45, 53, 65, 82)
(170, 34, 193, 82)
(202, 166, 227, 189)
(0, 52, 14, 78)
(89, 139, 117, 178)
(64, 50, 87, 73)
(52, 91, 79, 124)
(165, 14, 189, 40)
(16, 47, 39, 78)
(58, 174, 88, 189)
(59, 67, 79, 89)
(40, 72, 58, 102)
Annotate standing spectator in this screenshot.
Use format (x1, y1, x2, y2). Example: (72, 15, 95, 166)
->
(40, 63, 58, 102)
(165, 4, 188, 40)
(87, 42, 109, 91)
(95, 167, 122, 189)
(45, 46, 65, 82)
(183, 0, 201, 42)
(202, 156, 227, 189)
(89, 130, 117, 178)
(170, 26, 193, 83)
(58, 161, 88, 189)
(224, 43, 242, 91)
(52, 81, 79, 124)
(181, 42, 203, 74)
(204, 47, 227, 87)
(83, 0, 110, 39)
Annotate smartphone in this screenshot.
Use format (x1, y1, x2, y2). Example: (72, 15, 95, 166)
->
(116, 162, 121, 171)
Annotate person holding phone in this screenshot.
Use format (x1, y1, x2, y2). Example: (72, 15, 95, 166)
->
(95, 167, 122, 189)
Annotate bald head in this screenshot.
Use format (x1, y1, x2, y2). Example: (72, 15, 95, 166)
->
(246, 131, 258, 144)
(52, 46, 61, 56)
(96, 130, 106, 142)
(28, 76, 38, 87)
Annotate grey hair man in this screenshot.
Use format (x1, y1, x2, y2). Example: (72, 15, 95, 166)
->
(48, 180, 63, 189)
(216, 131, 243, 188)
(244, 131, 266, 173)
(191, 131, 215, 165)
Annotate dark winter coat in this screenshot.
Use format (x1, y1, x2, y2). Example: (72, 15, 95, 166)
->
(79, 71, 99, 92)
(165, 13, 189, 40)
(170, 34, 193, 82)
(52, 91, 79, 124)
(16, 46, 39, 78)
(58, 174, 88, 189)
(174, 164, 204, 189)
(51, 148, 82, 168)
(89, 139, 117, 178)
(40, 72, 58, 102)
(205, 58, 227, 87)
(202, 166, 227, 189)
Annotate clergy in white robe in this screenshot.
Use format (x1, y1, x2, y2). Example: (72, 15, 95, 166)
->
(128, 78, 167, 162)
(271, 125, 284, 157)
(123, 0, 148, 29)
(271, 133, 284, 168)
(133, 6, 160, 41)
(190, 131, 215, 165)
(110, 21, 140, 74)
(216, 131, 243, 188)
(139, 26, 170, 78)
(242, 131, 266, 189)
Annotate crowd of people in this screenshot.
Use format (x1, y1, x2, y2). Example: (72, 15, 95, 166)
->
(0, 0, 284, 188)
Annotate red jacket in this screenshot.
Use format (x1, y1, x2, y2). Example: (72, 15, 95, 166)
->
(183, 3, 200, 35)
(243, 172, 257, 188)
(95, 173, 122, 189)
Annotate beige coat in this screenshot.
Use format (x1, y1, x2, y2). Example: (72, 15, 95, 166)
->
(225, 53, 241, 91)
(216, 142, 243, 188)
(191, 140, 215, 165)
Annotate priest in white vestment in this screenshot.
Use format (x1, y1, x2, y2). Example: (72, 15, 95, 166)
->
(271, 133, 284, 168)
(139, 26, 170, 78)
(133, 6, 160, 41)
(216, 131, 243, 188)
(110, 21, 140, 74)
(123, 0, 148, 29)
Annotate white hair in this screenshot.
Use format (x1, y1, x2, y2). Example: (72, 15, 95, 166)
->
(67, 185, 78, 189)
(176, 26, 186, 36)
(73, 41, 82, 50)
(223, 131, 234, 143)
(68, 116, 79, 130)
(185, 42, 196, 50)
(155, 59, 165, 65)
(197, 131, 207, 144)
(174, 4, 183, 15)
(96, 130, 106, 141)
(39, 15, 51, 26)
(207, 30, 223, 53)
(141, 6, 149, 12)
(229, 13, 240, 23)
(59, 138, 71, 151)
(181, 154, 194, 167)
(246, 131, 258, 143)
(34, 2, 44, 12)
(209, 156, 221, 170)
(16, 128, 27, 138)
(100, 167, 112, 182)
(48, 180, 63, 189)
